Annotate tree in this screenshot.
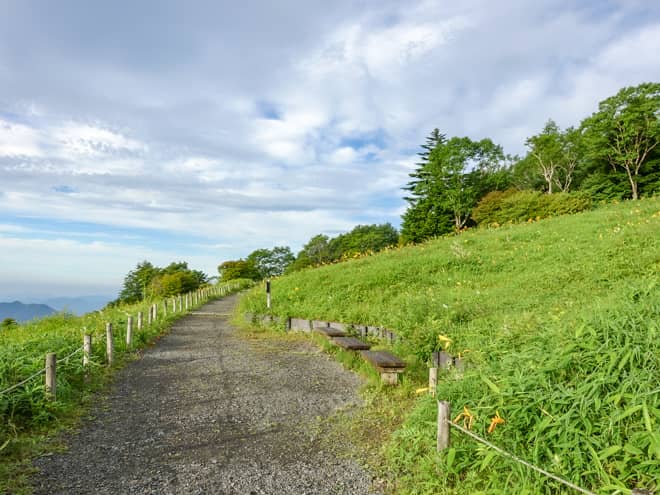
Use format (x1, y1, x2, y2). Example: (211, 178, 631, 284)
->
(218, 259, 259, 282)
(150, 271, 198, 297)
(401, 129, 452, 242)
(119, 261, 160, 303)
(118, 260, 208, 302)
(303, 235, 332, 264)
(581, 82, 660, 200)
(525, 120, 581, 194)
(408, 136, 507, 232)
(246, 246, 295, 279)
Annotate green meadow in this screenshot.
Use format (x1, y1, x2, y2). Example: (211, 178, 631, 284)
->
(240, 197, 660, 494)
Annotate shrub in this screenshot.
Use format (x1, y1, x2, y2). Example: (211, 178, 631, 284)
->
(472, 189, 592, 225)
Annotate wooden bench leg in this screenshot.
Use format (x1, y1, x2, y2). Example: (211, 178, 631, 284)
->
(380, 371, 399, 385)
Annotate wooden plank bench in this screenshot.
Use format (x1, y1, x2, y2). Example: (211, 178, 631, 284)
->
(331, 336, 371, 350)
(360, 350, 406, 385)
(313, 326, 346, 337)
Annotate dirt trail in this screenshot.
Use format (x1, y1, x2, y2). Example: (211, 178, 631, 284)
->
(32, 295, 380, 494)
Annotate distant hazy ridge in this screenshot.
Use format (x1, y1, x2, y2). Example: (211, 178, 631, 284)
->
(0, 302, 56, 323)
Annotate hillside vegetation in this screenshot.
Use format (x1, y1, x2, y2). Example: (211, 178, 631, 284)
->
(240, 198, 660, 494)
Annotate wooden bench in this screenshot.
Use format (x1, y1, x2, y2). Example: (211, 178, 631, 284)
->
(313, 326, 346, 337)
(360, 350, 406, 385)
(331, 336, 371, 350)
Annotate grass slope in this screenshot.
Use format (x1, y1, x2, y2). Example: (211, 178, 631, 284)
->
(240, 198, 660, 494)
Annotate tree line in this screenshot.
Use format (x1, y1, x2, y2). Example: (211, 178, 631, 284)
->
(402, 82, 660, 242)
(111, 261, 209, 305)
(217, 223, 399, 282)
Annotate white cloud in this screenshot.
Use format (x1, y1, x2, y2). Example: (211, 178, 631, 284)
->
(1, 0, 659, 297)
(51, 122, 146, 157)
(0, 119, 43, 157)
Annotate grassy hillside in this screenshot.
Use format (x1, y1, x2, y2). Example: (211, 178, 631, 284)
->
(240, 197, 660, 494)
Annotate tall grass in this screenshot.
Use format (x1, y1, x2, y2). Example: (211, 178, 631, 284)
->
(240, 197, 660, 493)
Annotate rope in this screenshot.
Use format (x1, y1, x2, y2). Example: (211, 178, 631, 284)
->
(0, 346, 84, 396)
(448, 422, 598, 495)
(59, 347, 84, 363)
(0, 367, 46, 396)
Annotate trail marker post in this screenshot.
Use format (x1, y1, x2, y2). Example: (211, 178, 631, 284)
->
(266, 279, 272, 310)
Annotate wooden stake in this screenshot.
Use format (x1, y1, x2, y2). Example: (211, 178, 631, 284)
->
(126, 316, 133, 347)
(437, 400, 450, 451)
(148, 305, 153, 325)
(137, 311, 143, 330)
(153, 303, 158, 320)
(429, 367, 438, 397)
(45, 353, 56, 399)
(106, 323, 114, 366)
(266, 279, 271, 309)
(83, 334, 92, 367)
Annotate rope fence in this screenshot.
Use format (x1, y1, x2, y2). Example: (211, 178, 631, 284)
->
(0, 283, 241, 400)
(446, 419, 598, 495)
(0, 366, 47, 396)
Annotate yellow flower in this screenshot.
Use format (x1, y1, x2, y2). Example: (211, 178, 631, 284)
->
(488, 410, 505, 433)
(453, 406, 475, 430)
(438, 334, 452, 350)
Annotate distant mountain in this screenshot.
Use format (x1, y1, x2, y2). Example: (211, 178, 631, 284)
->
(44, 295, 112, 316)
(0, 301, 57, 323)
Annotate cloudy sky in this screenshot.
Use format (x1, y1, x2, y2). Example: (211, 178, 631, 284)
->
(1, 0, 660, 300)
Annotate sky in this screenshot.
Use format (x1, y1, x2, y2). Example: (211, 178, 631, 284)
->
(1, 0, 660, 300)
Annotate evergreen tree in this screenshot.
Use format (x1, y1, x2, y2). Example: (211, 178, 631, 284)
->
(401, 129, 453, 242)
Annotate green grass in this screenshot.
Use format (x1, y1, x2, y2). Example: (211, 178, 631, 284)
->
(0, 280, 251, 495)
(240, 197, 660, 494)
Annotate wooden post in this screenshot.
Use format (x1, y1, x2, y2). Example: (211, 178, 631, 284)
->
(162, 301, 167, 317)
(266, 279, 271, 309)
(45, 352, 56, 399)
(137, 311, 143, 330)
(106, 323, 114, 365)
(171, 298, 176, 313)
(429, 367, 438, 397)
(126, 316, 133, 347)
(437, 400, 450, 451)
(148, 305, 153, 325)
(433, 351, 453, 370)
(83, 334, 92, 367)
(178, 295, 182, 312)
(185, 294, 189, 310)
(153, 303, 157, 320)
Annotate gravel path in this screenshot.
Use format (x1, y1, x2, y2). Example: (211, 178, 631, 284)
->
(32, 295, 381, 494)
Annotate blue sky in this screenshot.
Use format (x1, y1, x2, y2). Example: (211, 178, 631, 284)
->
(1, 0, 660, 300)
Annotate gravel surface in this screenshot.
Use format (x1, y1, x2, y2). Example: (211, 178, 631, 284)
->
(32, 295, 381, 494)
